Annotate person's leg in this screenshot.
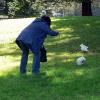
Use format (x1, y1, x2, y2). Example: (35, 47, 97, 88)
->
(32, 52, 40, 74)
(20, 49, 29, 74)
(17, 41, 29, 74)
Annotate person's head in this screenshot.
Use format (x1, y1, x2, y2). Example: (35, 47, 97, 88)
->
(41, 15, 51, 26)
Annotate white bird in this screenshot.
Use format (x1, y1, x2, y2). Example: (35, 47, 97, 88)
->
(76, 56, 86, 65)
(80, 44, 88, 52)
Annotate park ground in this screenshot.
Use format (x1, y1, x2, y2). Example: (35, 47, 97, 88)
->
(0, 17, 100, 100)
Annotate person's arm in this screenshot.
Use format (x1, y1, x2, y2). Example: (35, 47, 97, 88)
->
(40, 23, 59, 36)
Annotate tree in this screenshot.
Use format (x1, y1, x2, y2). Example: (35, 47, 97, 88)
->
(82, 0, 92, 16)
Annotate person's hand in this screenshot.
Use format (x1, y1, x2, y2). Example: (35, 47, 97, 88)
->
(54, 30, 59, 35)
(55, 30, 59, 33)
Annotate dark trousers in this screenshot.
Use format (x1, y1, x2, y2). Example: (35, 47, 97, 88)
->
(16, 40, 40, 74)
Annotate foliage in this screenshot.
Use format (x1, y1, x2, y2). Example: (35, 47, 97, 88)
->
(7, 0, 20, 17)
(6, 0, 44, 17)
(5, 0, 93, 17)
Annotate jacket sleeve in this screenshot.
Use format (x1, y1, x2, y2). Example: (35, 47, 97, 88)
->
(40, 23, 59, 36)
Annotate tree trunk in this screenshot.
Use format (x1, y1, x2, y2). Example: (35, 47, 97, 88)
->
(82, 0, 92, 16)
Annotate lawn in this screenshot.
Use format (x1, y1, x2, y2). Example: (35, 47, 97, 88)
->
(0, 17, 100, 100)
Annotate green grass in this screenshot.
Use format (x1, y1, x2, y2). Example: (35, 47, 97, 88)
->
(0, 17, 100, 100)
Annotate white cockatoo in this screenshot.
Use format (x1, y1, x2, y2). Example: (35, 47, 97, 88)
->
(76, 56, 86, 65)
(80, 44, 88, 52)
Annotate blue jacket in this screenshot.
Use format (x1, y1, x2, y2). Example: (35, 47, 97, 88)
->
(16, 18, 58, 53)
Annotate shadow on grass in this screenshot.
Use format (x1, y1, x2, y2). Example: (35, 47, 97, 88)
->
(51, 17, 100, 52)
(0, 17, 100, 99)
(0, 17, 100, 58)
(0, 17, 100, 73)
(0, 60, 100, 100)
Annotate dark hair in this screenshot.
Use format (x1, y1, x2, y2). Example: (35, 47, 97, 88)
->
(41, 15, 51, 26)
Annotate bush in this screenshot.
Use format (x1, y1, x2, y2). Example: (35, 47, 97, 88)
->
(7, 0, 20, 18)
(7, 0, 43, 18)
